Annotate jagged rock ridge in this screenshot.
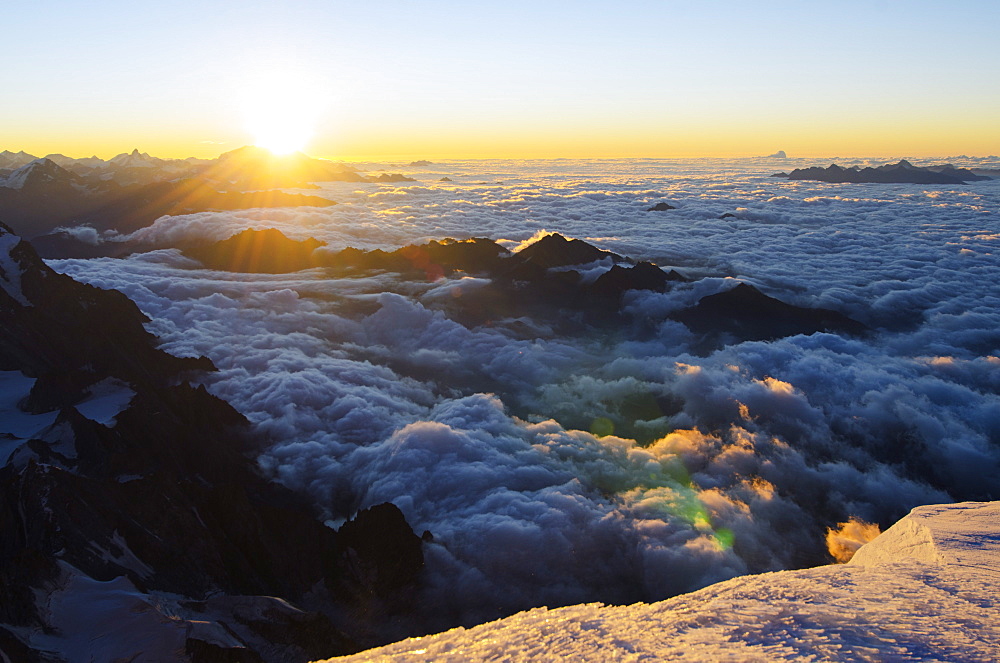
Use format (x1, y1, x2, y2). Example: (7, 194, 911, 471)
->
(0, 224, 427, 662)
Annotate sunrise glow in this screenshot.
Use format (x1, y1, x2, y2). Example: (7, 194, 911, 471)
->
(246, 111, 311, 156)
(3, 2, 1000, 660)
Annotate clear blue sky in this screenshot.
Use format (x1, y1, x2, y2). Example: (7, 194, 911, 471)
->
(4, 0, 998, 158)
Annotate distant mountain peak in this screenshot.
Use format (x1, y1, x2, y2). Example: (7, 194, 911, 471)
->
(1, 157, 74, 191)
(0, 149, 40, 170)
(109, 149, 159, 168)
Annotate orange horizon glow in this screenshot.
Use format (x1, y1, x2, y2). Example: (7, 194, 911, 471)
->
(5, 144, 1000, 164)
(3, 124, 999, 163)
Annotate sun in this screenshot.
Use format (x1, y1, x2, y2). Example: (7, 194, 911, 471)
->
(238, 65, 328, 156)
(247, 110, 312, 155)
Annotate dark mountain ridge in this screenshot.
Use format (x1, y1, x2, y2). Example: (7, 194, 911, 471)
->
(776, 160, 992, 184)
(183, 229, 865, 348)
(0, 223, 426, 662)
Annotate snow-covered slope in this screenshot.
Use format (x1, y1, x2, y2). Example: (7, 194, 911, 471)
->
(321, 501, 1000, 662)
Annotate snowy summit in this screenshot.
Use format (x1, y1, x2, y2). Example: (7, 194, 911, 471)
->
(322, 501, 1000, 662)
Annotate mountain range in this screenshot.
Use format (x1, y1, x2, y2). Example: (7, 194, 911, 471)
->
(774, 159, 996, 184)
(0, 147, 416, 255)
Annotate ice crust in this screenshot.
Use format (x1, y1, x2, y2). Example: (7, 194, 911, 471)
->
(322, 501, 1000, 662)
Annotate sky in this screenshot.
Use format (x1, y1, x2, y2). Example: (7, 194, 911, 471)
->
(4, 0, 999, 159)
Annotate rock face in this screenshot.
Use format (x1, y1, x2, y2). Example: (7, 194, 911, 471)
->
(646, 202, 676, 211)
(781, 160, 990, 184)
(0, 224, 426, 662)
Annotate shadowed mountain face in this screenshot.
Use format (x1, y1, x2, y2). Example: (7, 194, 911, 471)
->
(0, 223, 425, 662)
(779, 160, 991, 184)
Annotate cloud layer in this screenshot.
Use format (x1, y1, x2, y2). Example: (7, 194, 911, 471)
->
(50, 157, 1000, 630)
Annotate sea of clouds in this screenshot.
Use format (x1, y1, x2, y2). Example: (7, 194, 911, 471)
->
(50, 157, 1000, 632)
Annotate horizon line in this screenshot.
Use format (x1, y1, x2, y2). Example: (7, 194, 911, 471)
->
(4, 145, 1000, 164)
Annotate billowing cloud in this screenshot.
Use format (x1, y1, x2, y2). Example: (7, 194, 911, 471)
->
(49, 157, 1000, 631)
(826, 517, 881, 563)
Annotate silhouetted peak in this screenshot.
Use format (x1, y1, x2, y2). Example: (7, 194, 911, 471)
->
(185, 228, 327, 273)
(517, 233, 620, 268)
